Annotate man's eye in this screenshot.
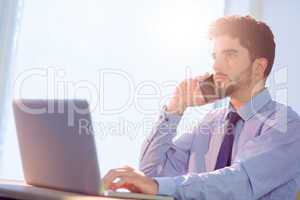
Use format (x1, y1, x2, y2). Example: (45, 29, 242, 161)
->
(225, 52, 236, 58)
(211, 54, 216, 60)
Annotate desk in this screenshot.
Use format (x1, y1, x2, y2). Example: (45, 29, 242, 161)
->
(1, 179, 299, 200)
(0, 179, 133, 200)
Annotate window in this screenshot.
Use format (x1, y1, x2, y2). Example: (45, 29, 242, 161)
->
(0, 0, 224, 179)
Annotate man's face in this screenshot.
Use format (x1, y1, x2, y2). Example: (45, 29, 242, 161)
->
(211, 35, 254, 97)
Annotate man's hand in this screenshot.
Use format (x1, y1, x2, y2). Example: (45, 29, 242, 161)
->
(166, 73, 211, 115)
(102, 166, 159, 195)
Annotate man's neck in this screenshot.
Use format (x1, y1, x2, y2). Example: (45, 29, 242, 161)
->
(230, 82, 266, 110)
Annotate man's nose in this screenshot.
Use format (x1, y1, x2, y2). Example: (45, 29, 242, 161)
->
(212, 58, 224, 71)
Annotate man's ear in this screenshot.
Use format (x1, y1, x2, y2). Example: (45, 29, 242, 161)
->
(253, 58, 268, 79)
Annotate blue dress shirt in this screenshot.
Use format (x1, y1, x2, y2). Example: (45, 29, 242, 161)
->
(139, 88, 300, 200)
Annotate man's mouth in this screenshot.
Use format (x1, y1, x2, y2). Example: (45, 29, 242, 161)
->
(214, 73, 229, 84)
(213, 72, 237, 97)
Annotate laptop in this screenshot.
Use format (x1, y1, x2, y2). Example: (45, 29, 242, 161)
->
(13, 99, 173, 200)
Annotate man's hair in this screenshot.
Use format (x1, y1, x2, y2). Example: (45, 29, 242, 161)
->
(208, 15, 276, 77)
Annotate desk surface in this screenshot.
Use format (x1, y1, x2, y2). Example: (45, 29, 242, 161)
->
(0, 179, 133, 200)
(1, 179, 299, 200)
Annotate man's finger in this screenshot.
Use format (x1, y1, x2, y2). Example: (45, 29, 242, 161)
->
(109, 177, 126, 190)
(109, 176, 141, 193)
(102, 170, 135, 190)
(122, 165, 135, 171)
(195, 72, 211, 81)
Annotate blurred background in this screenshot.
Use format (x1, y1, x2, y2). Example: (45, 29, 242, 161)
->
(0, 0, 299, 186)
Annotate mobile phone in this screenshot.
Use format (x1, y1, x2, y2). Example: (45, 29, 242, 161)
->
(199, 74, 222, 103)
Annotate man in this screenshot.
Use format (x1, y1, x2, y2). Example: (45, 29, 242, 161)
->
(103, 15, 300, 199)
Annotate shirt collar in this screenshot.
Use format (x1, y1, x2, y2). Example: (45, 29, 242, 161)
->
(227, 88, 272, 121)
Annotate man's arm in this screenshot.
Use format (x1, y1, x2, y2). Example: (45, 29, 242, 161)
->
(139, 108, 212, 177)
(155, 163, 253, 200)
(139, 77, 209, 177)
(154, 119, 300, 199)
(103, 117, 300, 200)
(139, 109, 187, 177)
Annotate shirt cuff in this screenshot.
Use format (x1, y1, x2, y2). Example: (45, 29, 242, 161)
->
(158, 105, 182, 124)
(154, 177, 177, 196)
